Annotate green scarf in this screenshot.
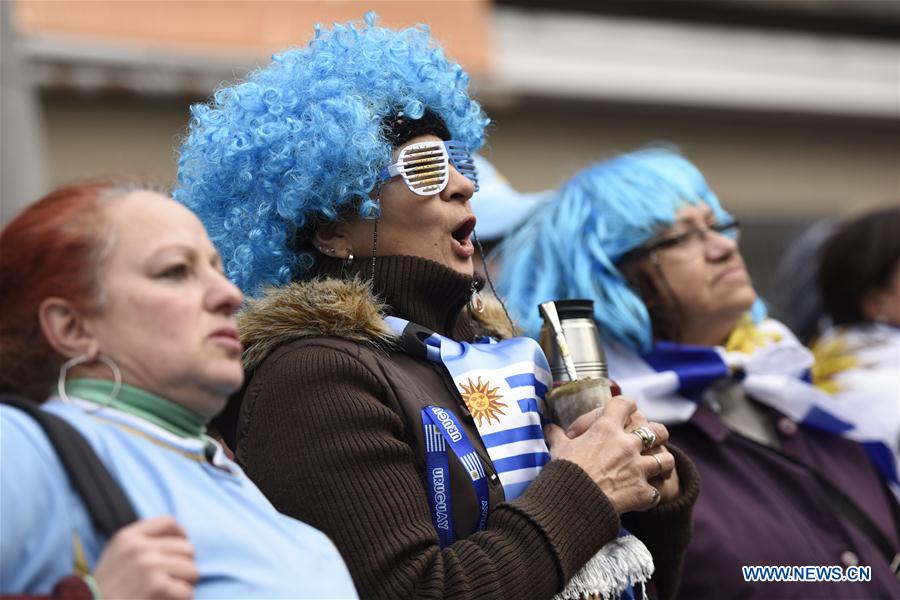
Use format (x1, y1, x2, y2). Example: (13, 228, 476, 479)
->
(65, 378, 206, 439)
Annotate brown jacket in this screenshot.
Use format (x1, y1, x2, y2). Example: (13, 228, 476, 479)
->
(226, 256, 698, 600)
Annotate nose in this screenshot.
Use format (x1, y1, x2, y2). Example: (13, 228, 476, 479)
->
(207, 270, 244, 316)
(705, 228, 739, 262)
(440, 163, 475, 203)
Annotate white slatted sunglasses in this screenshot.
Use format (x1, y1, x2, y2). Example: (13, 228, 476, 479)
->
(380, 140, 479, 196)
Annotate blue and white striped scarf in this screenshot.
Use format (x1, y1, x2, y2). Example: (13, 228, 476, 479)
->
(386, 316, 551, 499)
(386, 316, 653, 600)
(606, 317, 898, 497)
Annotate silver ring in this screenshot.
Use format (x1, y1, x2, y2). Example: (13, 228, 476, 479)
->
(631, 426, 657, 450)
(652, 454, 663, 477)
(650, 487, 661, 505)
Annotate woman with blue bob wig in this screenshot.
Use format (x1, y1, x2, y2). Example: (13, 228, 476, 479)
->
(498, 147, 900, 599)
(177, 15, 699, 600)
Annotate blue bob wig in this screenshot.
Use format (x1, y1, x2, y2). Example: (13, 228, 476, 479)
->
(174, 13, 489, 296)
(497, 147, 766, 353)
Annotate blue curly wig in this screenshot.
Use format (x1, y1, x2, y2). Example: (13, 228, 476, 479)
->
(497, 147, 767, 353)
(174, 13, 489, 296)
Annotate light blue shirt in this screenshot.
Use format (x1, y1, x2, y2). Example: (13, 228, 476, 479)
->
(0, 393, 358, 598)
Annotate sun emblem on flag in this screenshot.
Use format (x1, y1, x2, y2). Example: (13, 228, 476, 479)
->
(460, 376, 506, 427)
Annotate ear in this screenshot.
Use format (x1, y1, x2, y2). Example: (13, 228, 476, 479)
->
(38, 297, 100, 360)
(312, 221, 355, 260)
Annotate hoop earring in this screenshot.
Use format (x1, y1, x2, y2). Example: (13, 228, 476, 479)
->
(58, 354, 122, 408)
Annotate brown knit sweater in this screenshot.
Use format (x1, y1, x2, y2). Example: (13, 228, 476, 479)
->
(227, 256, 698, 600)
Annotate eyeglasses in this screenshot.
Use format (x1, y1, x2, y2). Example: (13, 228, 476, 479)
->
(619, 219, 741, 263)
(380, 140, 479, 196)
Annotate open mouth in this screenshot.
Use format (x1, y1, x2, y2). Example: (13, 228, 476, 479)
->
(451, 216, 477, 259)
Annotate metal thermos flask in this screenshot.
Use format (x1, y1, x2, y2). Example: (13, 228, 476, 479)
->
(538, 299, 609, 386)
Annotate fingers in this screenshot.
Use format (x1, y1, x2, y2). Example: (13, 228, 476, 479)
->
(94, 517, 198, 600)
(572, 398, 666, 451)
(625, 410, 648, 430)
(647, 422, 669, 446)
(600, 395, 638, 427)
(640, 450, 675, 479)
(544, 423, 568, 449)
(155, 577, 194, 600)
(565, 407, 602, 438)
(627, 421, 669, 451)
(155, 556, 200, 584)
(126, 515, 188, 539)
(547, 393, 678, 515)
(625, 485, 663, 513)
(149, 537, 196, 559)
(109, 516, 194, 560)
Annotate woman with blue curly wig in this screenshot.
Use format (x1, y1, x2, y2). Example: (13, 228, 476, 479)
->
(498, 148, 900, 599)
(177, 15, 699, 600)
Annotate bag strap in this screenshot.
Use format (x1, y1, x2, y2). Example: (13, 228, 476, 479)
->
(1, 394, 138, 538)
(774, 442, 900, 579)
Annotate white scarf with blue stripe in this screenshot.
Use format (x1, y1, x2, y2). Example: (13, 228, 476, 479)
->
(811, 323, 900, 500)
(385, 316, 653, 600)
(606, 317, 899, 498)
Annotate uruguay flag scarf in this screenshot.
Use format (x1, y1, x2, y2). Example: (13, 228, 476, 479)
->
(386, 316, 654, 600)
(606, 316, 898, 498)
(811, 323, 900, 500)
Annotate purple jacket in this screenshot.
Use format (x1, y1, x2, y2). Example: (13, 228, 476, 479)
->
(671, 402, 900, 599)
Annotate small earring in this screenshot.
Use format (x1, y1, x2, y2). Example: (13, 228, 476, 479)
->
(468, 283, 484, 314)
(345, 252, 354, 267)
(315, 245, 336, 256)
(58, 354, 122, 408)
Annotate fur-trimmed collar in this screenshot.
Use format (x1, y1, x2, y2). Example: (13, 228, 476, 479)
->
(238, 278, 516, 371)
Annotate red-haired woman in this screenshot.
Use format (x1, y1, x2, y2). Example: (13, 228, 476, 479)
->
(0, 182, 356, 598)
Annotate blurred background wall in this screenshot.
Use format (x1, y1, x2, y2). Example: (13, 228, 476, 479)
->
(2, 0, 898, 317)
